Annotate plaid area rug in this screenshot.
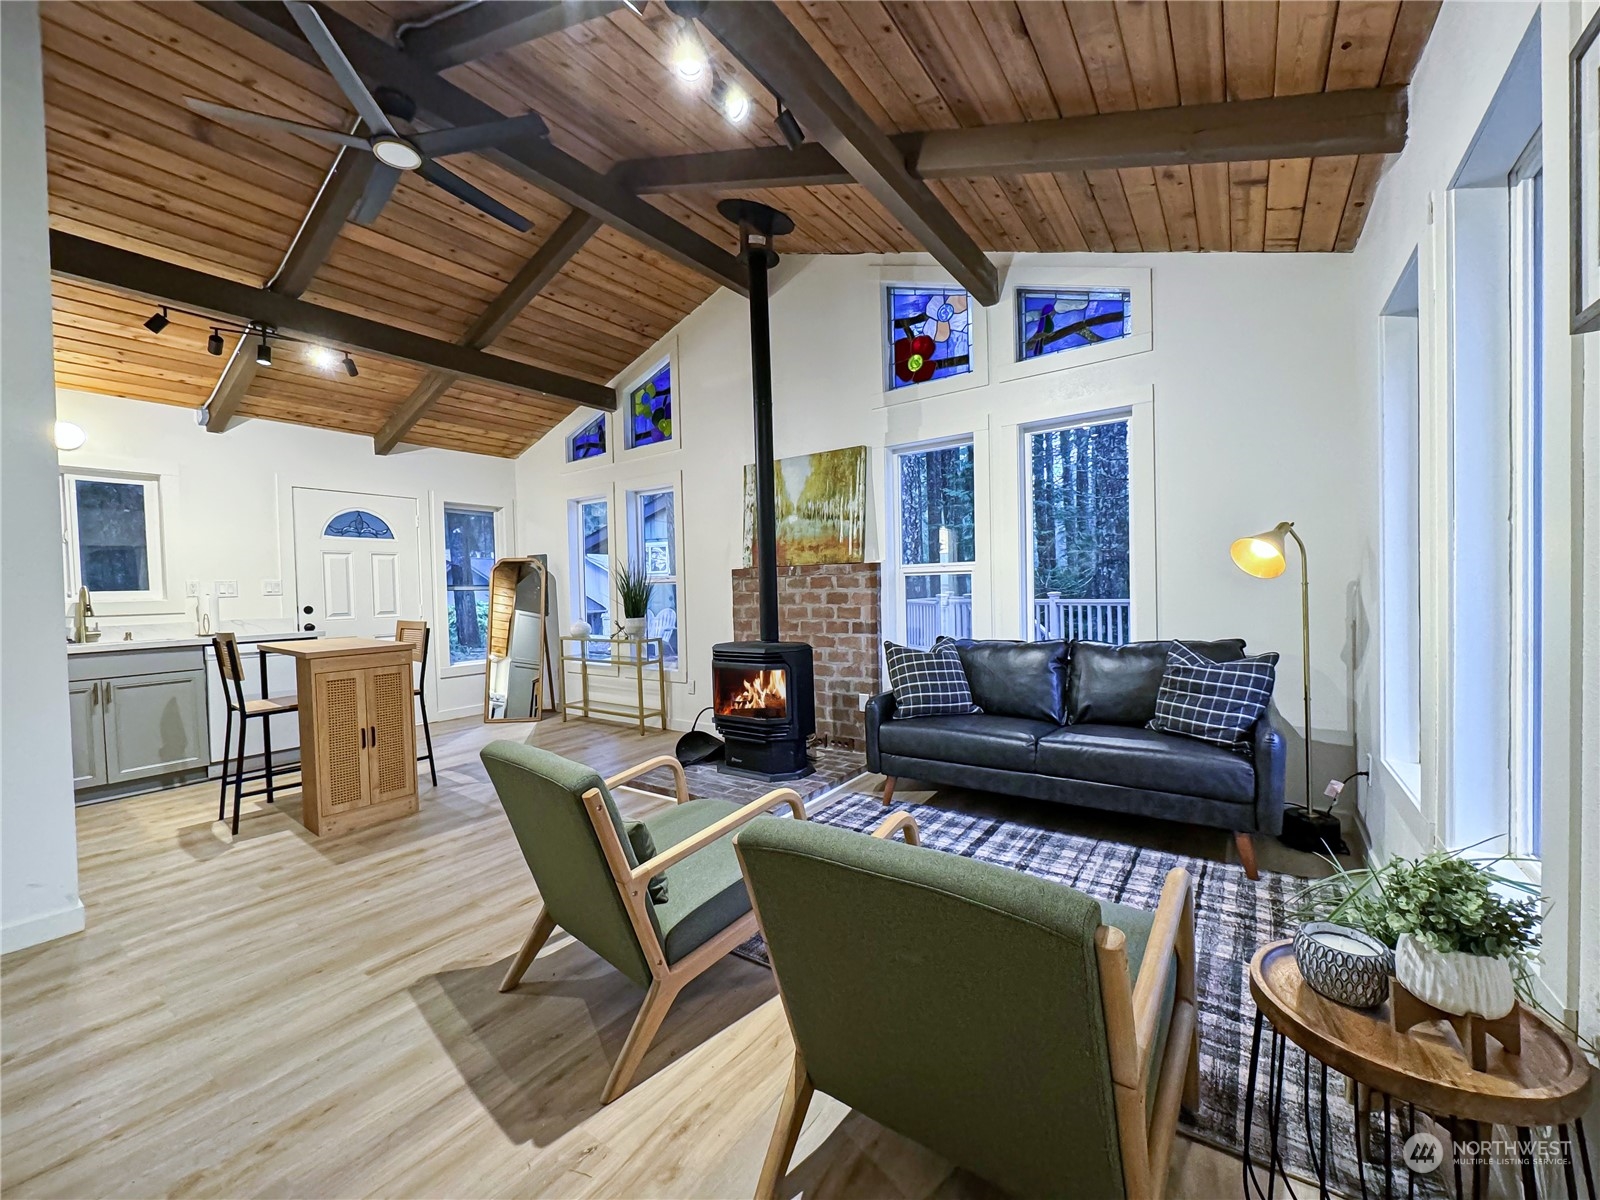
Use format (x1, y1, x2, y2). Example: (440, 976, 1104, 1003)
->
(627, 745, 866, 807)
(736, 792, 1428, 1198)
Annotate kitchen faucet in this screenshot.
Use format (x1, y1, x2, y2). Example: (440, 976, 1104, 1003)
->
(73, 586, 94, 644)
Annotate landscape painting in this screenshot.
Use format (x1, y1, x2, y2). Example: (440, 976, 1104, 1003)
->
(742, 445, 867, 567)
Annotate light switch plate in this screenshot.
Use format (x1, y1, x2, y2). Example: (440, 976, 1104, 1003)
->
(216, 580, 239, 598)
(262, 579, 283, 596)
(185, 580, 200, 597)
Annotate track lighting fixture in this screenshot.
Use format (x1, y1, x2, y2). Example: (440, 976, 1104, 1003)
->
(714, 78, 750, 125)
(775, 104, 805, 151)
(255, 334, 272, 367)
(342, 354, 359, 378)
(207, 329, 224, 356)
(306, 344, 342, 372)
(671, 28, 708, 81)
(143, 307, 170, 335)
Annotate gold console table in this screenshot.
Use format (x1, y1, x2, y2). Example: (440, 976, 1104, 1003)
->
(559, 635, 668, 735)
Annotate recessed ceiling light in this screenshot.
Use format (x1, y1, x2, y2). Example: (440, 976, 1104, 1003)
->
(54, 421, 87, 451)
(306, 345, 342, 372)
(371, 137, 423, 171)
(672, 35, 707, 81)
(721, 85, 750, 124)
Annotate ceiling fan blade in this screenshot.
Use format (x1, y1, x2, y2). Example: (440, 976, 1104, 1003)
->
(184, 98, 368, 149)
(351, 163, 402, 225)
(411, 112, 549, 159)
(417, 160, 531, 232)
(284, 1, 395, 136)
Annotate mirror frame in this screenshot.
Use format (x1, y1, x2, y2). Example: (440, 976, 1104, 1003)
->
(482, 556, 550, 724)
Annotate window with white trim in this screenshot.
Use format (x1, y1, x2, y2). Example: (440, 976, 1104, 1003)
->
(629, 486, 681, 669)
(442, 504, 496, 665)
(61, 470, 166, 603)
(1380, 255, 1423, 794)
(569, 496, 611, 661)
(892, 440, 975, 649)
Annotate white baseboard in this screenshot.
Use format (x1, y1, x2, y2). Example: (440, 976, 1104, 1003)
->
(1, 898, 86, 955)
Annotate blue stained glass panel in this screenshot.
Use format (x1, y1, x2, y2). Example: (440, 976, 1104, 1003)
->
(1016, 288, 1132, 361)
(628, 363, 672, 448)
(886, 286, 972, 389)
(569, 414, 606, 461)
(324, 509, 393, 539)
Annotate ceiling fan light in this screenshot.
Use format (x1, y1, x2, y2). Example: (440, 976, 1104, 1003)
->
(372, 137, 423, 170)
(144, 307, 170, 335)
(207, 329, 225, 356)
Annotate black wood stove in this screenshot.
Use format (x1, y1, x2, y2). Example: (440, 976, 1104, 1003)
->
(710, 199, 815, 780)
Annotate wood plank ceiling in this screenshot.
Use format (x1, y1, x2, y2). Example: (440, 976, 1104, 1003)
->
(42, 0, 1441, 458)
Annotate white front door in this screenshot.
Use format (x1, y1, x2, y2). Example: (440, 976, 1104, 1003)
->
(292, 489, 421, 638)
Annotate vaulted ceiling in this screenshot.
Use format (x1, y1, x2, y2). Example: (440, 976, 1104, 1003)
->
(42, 0, 1441, 458)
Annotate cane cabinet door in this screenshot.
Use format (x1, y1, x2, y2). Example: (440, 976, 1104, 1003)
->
(365, 662, 417, 808)
(312, 667, 370, 816)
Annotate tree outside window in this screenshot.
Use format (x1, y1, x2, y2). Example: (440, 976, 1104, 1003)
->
(1026, 419, 1131, 643)
(444, 506, 496, 664)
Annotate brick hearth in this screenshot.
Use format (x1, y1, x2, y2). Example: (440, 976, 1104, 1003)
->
(730, 563, 882, 750)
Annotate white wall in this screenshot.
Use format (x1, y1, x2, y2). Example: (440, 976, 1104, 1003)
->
(1347, 0, 1597, 1030)
(517, 250, 1369, 805)
(2, 2, 84, 953)
(54, 391, 518, 720)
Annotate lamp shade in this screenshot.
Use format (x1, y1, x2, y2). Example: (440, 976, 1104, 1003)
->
(1230, 522, 1294, 579)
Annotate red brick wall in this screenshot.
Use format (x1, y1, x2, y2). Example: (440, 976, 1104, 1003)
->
(730, 563, 882, 749)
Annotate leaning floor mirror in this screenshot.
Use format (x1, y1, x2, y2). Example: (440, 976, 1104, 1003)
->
(484, 556, 550, 723)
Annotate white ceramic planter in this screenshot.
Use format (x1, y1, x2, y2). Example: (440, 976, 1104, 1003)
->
(621, 616, 648, 638)
(1393, 933, 1516, 1019)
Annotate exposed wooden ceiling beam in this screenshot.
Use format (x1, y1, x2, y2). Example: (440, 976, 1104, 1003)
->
(400, 1, 621, 70)
(51, 232, 615, 410)
(616, 87, 1410, 194)
(375, 208, 602, 455)
(674, 0, 997, 305)
(204, 2, 748, 297)
(203, 144, 375, 432)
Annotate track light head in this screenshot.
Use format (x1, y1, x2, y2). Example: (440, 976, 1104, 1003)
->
(207, 329, 224, 356)
(255, 335, 272, 367)
(775, 105, 804, 151)
(713, 78, 749, 124)
(306, 344, 342, 372)
(144, 307, 170, 335)
(342, 354, 359, 378)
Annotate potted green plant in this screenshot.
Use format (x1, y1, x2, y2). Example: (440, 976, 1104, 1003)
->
(615, 560, 653, 639)
(1295, 849, 1541, 1020)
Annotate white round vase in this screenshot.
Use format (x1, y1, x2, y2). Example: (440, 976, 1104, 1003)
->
(621, 616, 648, 638)
(1393, 933, 1516, 1019)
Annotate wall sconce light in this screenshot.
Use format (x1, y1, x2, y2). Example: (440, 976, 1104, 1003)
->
(54, 420, 87, 451)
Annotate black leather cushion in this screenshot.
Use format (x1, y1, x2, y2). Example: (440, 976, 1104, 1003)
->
(1035, 723, 1256, 804)
(876, 713, 1055, 772)
(1067, 639, 1247, 726)
(938, 638, 1070, 724)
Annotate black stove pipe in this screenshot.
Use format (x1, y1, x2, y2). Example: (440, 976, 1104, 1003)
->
(719, 199, 794, 647)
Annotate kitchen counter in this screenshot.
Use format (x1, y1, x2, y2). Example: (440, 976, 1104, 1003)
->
(67, 630, 321, 655)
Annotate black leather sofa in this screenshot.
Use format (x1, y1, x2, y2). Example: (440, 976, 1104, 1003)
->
(864, 638, 1286, 878)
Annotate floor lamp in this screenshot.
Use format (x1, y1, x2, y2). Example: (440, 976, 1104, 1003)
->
(1230, 521, 1312, 812)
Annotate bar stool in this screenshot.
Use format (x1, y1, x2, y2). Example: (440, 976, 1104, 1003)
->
(396, 620, 436, 787)
(212, 632, 299, 835)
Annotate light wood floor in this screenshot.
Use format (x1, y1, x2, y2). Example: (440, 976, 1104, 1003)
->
(2, 716, 1256, 1199)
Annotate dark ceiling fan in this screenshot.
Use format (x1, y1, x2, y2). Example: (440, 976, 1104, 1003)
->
(184, 1, 546, 231)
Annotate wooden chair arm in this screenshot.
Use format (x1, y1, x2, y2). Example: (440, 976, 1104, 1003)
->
(1131, 868, 1194, 1071)
(631, 787, 806, 881)
(605, 754, 689, 804)
(870, 812, 920, 845)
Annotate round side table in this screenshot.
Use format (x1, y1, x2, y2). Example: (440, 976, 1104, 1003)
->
(1245, 940, 1594, 1199)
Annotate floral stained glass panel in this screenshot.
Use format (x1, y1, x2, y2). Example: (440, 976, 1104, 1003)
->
(324, 509, 394, 539)
(569, 414, 606, 461)
(887, 286, 971, 389)
(1016, 288, 1132, 361)
(628, 363, 672, 448)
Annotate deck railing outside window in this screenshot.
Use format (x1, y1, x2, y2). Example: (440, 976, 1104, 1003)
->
(1033, 595, 1131, 644)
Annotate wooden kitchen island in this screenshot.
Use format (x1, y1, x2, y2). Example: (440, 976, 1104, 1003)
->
(258, 638, 418, 837)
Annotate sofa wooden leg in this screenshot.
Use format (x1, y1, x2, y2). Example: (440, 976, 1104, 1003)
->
(880, 776, 896, 807)
(1234, 833, 1260, 880)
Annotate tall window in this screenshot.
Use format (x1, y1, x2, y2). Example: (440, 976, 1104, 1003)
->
(626, 362, 671, 449)
(61, 470, 165, 602)
(443, 505, 496, 665)
(631, 487, 680, 668)
(886, 287, 971, 389)
(1508, 133, 1543, 858)
(1024, 417, 1131, 644)
(571, 497, 611, 640)
(1380, 256, 1423, 791)
(894, 441, 975, 649)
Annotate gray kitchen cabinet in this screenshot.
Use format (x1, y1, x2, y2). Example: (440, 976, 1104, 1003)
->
(103, 670, 208, 785)
(68, 679, 108, 789)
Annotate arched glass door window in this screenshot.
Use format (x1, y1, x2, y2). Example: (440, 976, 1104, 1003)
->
(324, 509, 394, 539)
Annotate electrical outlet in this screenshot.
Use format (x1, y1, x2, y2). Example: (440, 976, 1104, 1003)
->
(185, 580, 200, 598)
(262, 579, 282, 596)
(686, 679, 696, 696)
(216, 580, 239, 598)
(1325, 779, 1345, 800)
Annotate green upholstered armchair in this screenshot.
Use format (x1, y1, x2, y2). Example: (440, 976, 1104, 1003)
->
(480, 741, 807, 1103)
(734, 811, 1198, 1200)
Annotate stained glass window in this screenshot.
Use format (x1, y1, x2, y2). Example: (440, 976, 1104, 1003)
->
(324, 509, 394, 539)
(568, 414, 606, 461)
(627, 362, 672, 449)
(1016, 288, 1132, 361)
(887, 286, 971, 389)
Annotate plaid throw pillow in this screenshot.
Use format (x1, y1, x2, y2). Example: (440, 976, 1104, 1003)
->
(1147, 641, 1278, 751)
(884, 640, 978, 719)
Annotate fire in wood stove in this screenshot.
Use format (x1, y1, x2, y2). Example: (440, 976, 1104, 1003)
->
(716, 667, 789, 720)
(710, 642, 814, 780)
